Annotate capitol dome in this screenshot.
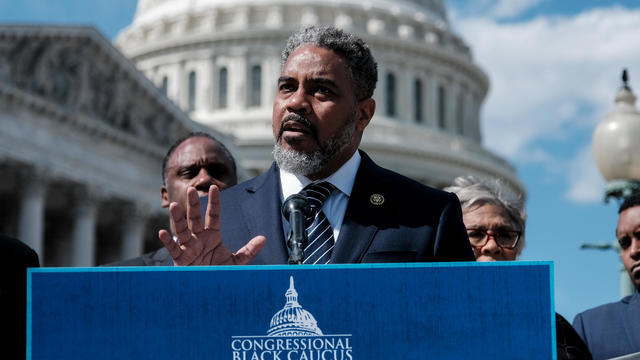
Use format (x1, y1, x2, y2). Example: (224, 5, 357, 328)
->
(116, 0, 524, 194)
(268, 277, 323, 337)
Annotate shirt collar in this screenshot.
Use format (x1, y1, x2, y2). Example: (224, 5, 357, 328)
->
(280, 150, 361, 200)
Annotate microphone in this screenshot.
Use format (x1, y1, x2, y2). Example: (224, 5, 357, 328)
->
(281, 193, 312, 264)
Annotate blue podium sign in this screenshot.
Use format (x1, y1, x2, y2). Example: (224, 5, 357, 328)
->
(28, 262, 554, 359)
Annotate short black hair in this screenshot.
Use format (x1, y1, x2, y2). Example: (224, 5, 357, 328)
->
(619, 192, 640, 213)
(281, 26, 378, 101)
(161, 132, 236, 185)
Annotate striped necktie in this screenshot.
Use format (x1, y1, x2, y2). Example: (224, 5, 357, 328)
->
(301, 181, 336, 264)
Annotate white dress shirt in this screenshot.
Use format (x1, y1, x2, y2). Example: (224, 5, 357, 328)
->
(280, 151, 361, 243)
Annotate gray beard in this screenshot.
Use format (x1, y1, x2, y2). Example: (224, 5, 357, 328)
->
(273, 119, 355, 176)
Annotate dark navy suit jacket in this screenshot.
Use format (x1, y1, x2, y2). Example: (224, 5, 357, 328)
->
(220, 151, 475, 264)
(573, 293, 640, 360)
(106, 247, 173, 266)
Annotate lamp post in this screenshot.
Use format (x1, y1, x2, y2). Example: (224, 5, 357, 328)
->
(588, 69, 640, 297)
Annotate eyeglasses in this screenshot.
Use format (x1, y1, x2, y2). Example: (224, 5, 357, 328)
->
(466, 228, 521, 249)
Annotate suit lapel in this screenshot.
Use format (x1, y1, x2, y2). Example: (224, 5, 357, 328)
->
(332, 151, 389, 263)
(622, 293, 640, 347)
(240, 163, 288, 264)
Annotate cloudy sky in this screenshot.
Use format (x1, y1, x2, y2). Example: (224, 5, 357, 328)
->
(1, 0, 639, 322)
(445, 0, 640, 321)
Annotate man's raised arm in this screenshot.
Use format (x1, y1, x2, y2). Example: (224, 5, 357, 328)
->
(158, 185, 266, 265)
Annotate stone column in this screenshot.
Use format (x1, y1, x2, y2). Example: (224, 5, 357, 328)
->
(120, 203, 149, 260)
(206, 55, 215, 111)
(397, 67, 412, 123)
(178, 59, 187, 110)
(231, 53, 247, 109)
(18, 176, 47, 260)
(264, 54, 280, 110)
(445, 81, 457, 133)
(70, 189, 99, 267)
(168, 62, 181, 104)
(462, 92, 472, 139)
(472, 94, 482, 142)
(425, 72, 437, 128)
(375, 64, 387, 117)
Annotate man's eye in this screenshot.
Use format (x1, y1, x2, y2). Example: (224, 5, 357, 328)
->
(619, 235, 631, 249)
(179, 168, 197, 178)
(316, 86, 332, 95)
(279, 83, 295, 92)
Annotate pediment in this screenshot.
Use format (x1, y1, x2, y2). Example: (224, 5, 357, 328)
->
(0, 25, 206, 150)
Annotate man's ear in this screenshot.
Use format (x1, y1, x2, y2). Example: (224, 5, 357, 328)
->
(161, 186, 170, 208)
(356, 98, 375, 132)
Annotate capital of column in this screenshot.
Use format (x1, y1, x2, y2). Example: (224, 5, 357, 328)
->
(18, 166, 51, 196)
(121, 201, 153, 222)
(69, 185, 103, 215)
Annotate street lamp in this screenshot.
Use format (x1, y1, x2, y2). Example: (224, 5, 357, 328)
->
(589, 69, 640, 297)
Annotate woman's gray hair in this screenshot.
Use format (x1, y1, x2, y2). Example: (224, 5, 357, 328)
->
(444, 175, 527, 255)
(281, 26, 378, 101)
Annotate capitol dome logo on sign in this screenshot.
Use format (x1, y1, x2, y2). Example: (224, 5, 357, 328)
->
(231, 276, 353, 359)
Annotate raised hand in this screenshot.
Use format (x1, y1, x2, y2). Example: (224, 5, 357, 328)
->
(158, 185, 266, 265)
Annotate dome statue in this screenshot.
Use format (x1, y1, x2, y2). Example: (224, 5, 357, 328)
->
(268, 276, 323, 337)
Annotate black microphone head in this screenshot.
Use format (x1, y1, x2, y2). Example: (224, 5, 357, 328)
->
(281, 193, 311, 221)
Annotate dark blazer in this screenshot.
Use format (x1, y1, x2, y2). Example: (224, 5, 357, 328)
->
(0, 234, 40, 359)
(106, 247, 173, 266)
(573, 293, 640, 360)
(220, 151, 475, 264)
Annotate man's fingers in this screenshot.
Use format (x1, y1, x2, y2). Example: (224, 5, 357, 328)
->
(233, 236, 267, 265)
(204, 185, 221, 231)
(158, 229, 182, 261)
(170, 202, 192, 246)
(186, 187, 205, 235)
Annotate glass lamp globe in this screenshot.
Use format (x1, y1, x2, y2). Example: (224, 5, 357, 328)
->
(592, 79, 640, 199)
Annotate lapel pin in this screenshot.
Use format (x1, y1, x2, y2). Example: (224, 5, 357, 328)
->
(369, 193, 385, 206)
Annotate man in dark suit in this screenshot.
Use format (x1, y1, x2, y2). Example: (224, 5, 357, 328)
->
(573, 193, 640, 359)
(1, 234, 40, 359)
(159, 26, 475, 265)
(111, 132, 237, 266)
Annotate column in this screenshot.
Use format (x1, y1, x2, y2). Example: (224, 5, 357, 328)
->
(120, 203, 149, 260)
(168, 62, 181, 105)
(445, 81, 457, 133)
(70, 190, 98, 267)
(472, 94, 482, 142)
(231, 54, 247, 109)
(178, 60, 187, 110)
(195, 60, 209, 113)
(264, 54, 280, 110)
(206, 55, 215, 111)
(425, 72, 437, 128)
(375, 64, 387, 117)
(18, 176, 47, 259)
(397, 68, 412, 123)
(462, 92, 473, 139)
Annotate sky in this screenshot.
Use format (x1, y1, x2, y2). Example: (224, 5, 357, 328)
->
(1, 0, 639, 323)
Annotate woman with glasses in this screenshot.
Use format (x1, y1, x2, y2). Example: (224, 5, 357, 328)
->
(445, 176, 525, 261)
(445, 176, 592, 360)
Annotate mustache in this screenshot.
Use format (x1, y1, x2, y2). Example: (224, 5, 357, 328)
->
(278, 113, 318, 139)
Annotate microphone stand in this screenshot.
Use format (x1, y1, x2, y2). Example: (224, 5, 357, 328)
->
(281, 194, 311, 264)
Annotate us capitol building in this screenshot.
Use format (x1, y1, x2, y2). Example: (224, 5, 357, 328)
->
(0, 0, 523, 266)
(268, 277, 324, 337)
